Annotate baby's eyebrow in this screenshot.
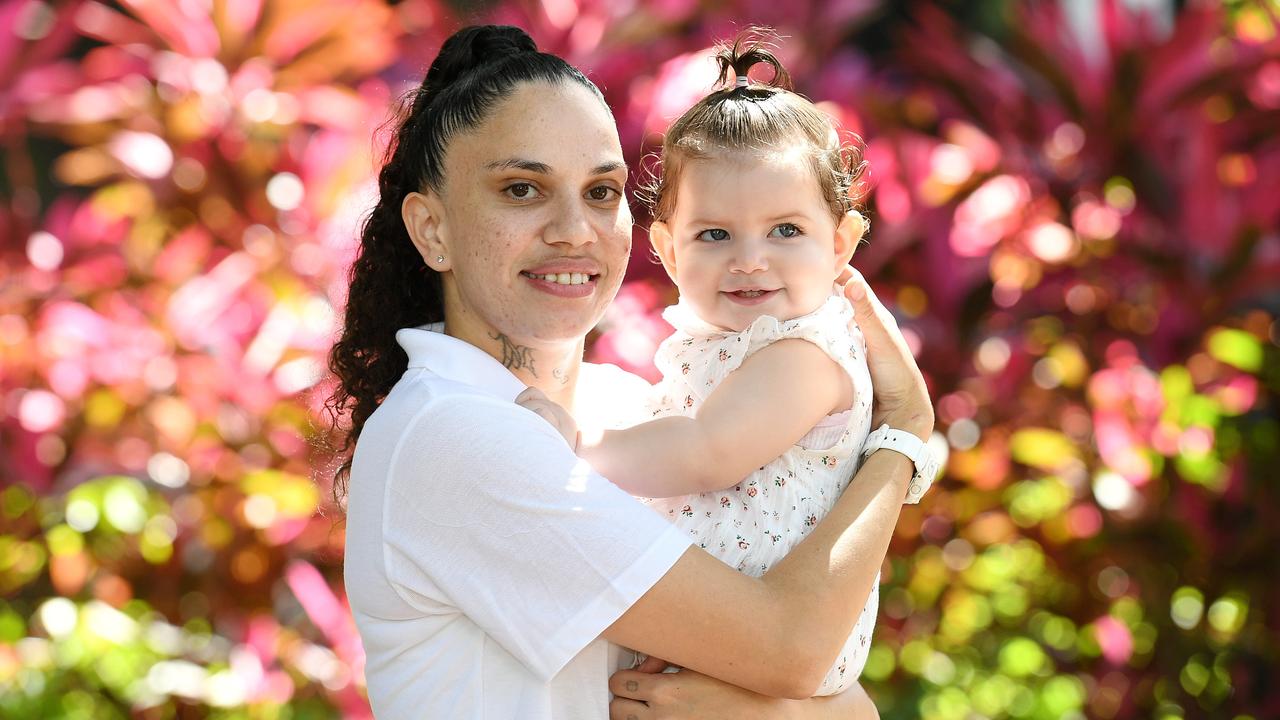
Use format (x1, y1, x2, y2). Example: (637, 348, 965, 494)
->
(764, 212, 814, 223)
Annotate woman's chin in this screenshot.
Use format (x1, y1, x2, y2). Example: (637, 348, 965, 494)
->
(519, 316, 602, 347)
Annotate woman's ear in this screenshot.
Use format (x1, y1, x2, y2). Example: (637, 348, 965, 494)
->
(833, 210, 865, 271)
(649, 220, 678, 282)
(402, 191, 451, 271)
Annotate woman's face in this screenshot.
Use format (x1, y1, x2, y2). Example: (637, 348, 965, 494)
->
(424, 80, 632, 351)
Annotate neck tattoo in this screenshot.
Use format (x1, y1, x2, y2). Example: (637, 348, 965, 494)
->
(552, 367, 570, 386)
(490, 332, 537, 377)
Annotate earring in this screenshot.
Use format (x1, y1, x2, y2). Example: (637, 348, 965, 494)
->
(435, 255, 444, 263)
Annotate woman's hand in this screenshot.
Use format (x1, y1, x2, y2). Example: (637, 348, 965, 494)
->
(608, 663, 880, 719)
(840, 267, 934, 441)
(608, 666, 789, 719)
(515, 387, 580, 450)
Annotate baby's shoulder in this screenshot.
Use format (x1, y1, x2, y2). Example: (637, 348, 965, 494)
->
(744, 296, 859, 356)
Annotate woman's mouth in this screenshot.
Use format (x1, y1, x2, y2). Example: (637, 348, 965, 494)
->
(521, 271, 599, 298)
(521, 271, 595, 286)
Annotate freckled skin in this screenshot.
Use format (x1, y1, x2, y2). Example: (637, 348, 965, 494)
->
(660, 150, 847, 332)
(433, 82, 632, 359)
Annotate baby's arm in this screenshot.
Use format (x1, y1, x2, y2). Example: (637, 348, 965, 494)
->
(579, 338, 853, 497)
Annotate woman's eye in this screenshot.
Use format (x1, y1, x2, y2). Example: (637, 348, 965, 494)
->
(769, 223, 801, 238)
(587, 185, 619, 202)
(505, 182, 538, 200)
(697, 228, 730, 242)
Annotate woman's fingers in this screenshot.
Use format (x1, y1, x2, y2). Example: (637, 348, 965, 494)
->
(608, 669, 653, 701)
(842, 268, 902, 345)
(634, 654, 670, 673)
(840, 267, 935, 437)
(609, 697, 650, 720)
(609, 667, 794, 718)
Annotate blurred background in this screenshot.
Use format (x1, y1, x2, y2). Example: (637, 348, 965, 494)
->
(1, 0, 1277, 718)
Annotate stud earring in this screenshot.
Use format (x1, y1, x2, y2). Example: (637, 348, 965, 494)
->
(435, 255, 444, 263)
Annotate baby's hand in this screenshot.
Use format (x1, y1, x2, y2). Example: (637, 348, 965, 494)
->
(516, 387, 580, 450)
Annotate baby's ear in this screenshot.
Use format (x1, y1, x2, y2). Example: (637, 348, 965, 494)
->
(649, 220, 678, 282)
(833, 210, 866, 270)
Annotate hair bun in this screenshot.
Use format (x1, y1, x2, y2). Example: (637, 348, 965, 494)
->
(425, 25, 539, 92)
(713, 27, 793, 92)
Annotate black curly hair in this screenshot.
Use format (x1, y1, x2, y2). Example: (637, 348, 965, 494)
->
(643, 28, 869, 236)
(324, 25, 609, 505)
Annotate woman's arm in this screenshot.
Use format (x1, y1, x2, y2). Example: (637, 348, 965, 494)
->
(603, 448, 913, 698)
(579, 338, 850, 497)
(601, 272, 934, 699)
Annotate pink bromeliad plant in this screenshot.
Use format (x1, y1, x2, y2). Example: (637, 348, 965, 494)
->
(1, 1, 1276, 718)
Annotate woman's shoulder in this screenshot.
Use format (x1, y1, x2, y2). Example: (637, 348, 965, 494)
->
(367, 379, 560, 464)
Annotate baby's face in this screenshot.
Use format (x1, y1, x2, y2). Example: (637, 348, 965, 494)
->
(655, 149, 848, 332)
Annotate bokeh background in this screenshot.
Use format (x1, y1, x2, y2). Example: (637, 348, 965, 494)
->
(2, 0, 1278, 718)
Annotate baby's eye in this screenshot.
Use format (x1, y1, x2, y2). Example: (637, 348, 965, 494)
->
(586, 185, 620, 202)
(504, 182, 540, 200)
(696, 228, 730, 242)
(769, 223, 802, 238)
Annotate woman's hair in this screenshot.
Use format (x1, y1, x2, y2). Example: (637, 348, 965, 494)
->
(644, 29, 868, 231)
(324, 25, 607, 504)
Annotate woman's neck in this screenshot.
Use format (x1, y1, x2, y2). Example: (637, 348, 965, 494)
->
(448, 323, 583, 408)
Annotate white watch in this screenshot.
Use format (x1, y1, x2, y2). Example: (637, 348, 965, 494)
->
(860, 423, 939, 504)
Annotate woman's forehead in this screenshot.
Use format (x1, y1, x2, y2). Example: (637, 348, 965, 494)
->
(449, 81, 623, 175)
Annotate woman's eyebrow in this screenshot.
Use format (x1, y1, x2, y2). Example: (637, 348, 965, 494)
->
(486, 158, 552, 174)
(484, 158, 626, 177)
(591, 161, 627, 176)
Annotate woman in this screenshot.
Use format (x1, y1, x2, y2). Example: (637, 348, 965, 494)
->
(328, 25, 934, 718)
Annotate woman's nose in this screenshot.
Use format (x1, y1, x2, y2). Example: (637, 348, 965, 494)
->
(546, 198, 595, 247)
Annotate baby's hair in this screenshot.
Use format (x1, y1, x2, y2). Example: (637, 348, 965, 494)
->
(644, 28, 868, 239)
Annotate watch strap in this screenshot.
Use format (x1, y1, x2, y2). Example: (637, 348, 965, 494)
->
(861, 423, 938, 504)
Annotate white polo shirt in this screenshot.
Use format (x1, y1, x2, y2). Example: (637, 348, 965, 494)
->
(343, 324, 692, 719)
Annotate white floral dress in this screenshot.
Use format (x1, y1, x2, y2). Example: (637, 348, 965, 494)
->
(641, 294, 879, 695)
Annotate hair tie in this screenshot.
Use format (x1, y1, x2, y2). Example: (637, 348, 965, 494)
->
(735, 75, 749, 88)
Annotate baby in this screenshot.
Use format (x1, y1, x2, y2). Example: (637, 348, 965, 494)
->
(524, 34, 927, 695)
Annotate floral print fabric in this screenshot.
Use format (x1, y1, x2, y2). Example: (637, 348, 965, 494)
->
(641, 294, 879, 694)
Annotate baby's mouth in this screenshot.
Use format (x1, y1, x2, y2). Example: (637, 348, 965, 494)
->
(723, 288, 780, 304)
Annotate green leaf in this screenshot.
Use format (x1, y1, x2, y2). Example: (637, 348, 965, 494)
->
(1207, 328, 1263, 372)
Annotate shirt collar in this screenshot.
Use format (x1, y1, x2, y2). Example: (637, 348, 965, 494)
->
(396, 323, 528, 402)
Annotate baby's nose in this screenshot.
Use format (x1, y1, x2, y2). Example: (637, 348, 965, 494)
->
(729, 243, 768, 272)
